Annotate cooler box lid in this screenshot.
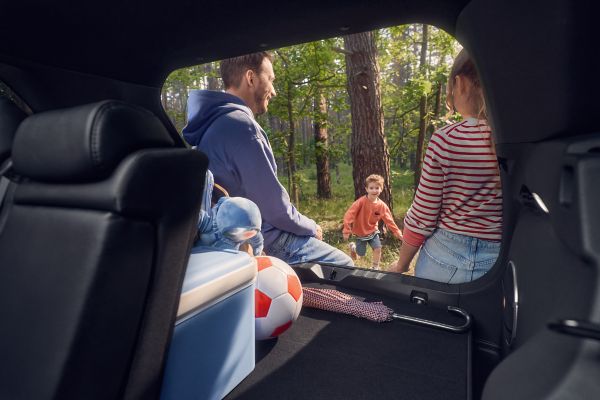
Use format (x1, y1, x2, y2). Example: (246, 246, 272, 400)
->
(177, 247, 257, 319)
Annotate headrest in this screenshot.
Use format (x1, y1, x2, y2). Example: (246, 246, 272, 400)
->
(0, 97, 27, 163)
(12, 100, 175, 182)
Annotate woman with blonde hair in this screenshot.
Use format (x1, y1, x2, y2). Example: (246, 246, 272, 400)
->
(391, 49, 502, 283)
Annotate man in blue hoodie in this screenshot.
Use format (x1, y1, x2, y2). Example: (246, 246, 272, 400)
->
(183, 52, 353, 267)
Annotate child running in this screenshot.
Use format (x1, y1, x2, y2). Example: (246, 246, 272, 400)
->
(343, 174, 403, 270)
(390, 49, 502, 283)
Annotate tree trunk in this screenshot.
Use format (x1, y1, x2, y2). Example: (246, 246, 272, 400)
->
(314, 91, 332, 198)
(176, 81, 189, 132)
(413, 24, 429, 190)
(343, 31, 392, 210)
(204, 62, 221, 90)
(427, 80, 443, 141)
(394, 27, 413, 88)
(285, 83, 300, 206)
(302, 117, 310, 167)
(161, 90, 168, 110)
(269, 115, 285, 170)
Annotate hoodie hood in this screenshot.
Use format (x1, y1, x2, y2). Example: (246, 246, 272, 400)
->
(182, 90, 253, 146)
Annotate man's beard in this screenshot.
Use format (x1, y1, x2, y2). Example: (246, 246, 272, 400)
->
(254, 92, 268, 116)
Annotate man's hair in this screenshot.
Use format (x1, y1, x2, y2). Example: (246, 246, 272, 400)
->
(365, 174, 385, 188)
(220, 51, 273, 89)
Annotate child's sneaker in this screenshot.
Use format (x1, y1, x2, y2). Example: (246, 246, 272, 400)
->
(348, 242, 357, 260)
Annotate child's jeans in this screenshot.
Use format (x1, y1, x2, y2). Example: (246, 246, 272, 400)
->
(355, 233, 382, 256)
(414, 228, 500, 284)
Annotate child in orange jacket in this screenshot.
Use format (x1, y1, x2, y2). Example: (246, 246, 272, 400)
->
(343, 174, 403, 269)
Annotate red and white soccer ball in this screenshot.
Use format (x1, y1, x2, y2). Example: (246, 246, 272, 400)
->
(254, 256, 303, 340)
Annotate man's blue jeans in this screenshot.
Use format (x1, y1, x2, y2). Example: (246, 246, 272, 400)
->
(266, 232, 354, 267)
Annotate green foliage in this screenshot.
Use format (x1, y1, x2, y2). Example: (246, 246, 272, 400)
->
(163, 24, 460, 174)
(379, 25, 460, 167)
(263, 39, 348, 174)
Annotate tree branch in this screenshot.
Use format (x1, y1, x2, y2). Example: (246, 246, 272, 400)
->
(289, 73, 338, 86)
(331, 46, 354, 56)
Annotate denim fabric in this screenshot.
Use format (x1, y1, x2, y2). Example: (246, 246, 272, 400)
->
(266, 232, 354, 267)
(414, 228, 500, 284)
(355, 233, 382, 257)
(200, 169, 215, 213)
(196, 196, 264, 255)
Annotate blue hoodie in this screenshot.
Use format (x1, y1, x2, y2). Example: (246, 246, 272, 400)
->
(183, 90, 317, 248)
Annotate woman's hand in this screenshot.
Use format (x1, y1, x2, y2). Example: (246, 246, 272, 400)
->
(389, 241, 420, 273)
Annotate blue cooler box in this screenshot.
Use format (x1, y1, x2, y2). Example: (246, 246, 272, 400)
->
(161, 248, 257, 400)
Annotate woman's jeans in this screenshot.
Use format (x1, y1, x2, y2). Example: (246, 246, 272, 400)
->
(415, 228, 500, 284)
(266, 232, 354, 267)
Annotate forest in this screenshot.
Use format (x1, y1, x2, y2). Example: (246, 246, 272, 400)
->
(162, 24, 461, 270)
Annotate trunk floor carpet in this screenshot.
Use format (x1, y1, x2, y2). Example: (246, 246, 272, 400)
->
(226, 284, 471, 400)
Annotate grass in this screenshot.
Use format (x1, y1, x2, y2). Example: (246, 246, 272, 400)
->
(279, 163, 417, 271)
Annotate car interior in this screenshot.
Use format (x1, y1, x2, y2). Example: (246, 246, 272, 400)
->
(0, 0, 599, 399)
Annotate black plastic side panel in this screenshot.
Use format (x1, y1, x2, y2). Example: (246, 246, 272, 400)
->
(456, 0, 600, 145)
(480, 134, 600, 399)
(0, 60, 184, 146)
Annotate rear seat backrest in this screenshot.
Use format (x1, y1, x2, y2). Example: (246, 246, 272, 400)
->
(0, 100, 208, 400)
(0, 96, 26, 165)
(0, 97, 27, 230)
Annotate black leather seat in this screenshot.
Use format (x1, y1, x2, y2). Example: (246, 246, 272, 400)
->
(0, 96, 26, 165)
(0, 97, 27, 233)
(0, 100, 208, 400)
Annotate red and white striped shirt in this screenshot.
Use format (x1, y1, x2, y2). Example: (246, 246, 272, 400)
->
(403, 118, 502, 246)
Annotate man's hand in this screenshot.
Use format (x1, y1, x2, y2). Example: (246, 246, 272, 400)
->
(343, 233, 350, 241)
(394, 232, 403, 241)
(315, 224, 323, 240)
